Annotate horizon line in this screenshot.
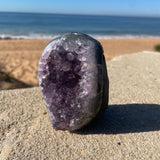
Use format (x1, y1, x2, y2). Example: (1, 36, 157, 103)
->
(0, 11, 160, 18)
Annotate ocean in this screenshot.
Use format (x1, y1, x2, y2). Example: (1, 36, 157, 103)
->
(0, 12, 160, 39)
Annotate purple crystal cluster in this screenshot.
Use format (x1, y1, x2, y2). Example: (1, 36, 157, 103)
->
(38, 33, 109, 131)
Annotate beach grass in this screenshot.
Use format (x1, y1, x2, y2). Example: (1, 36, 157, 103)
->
(154, 44, 160, 52)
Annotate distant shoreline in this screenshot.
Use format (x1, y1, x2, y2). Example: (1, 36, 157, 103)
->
(0, 37, 160, 90)
(1, 35, 160, 40)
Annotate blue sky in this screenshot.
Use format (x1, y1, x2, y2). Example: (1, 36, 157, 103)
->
(0, 0, 160, 17)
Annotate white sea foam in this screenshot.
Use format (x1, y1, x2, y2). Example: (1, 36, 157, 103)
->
(91, 34, 160, 39)
(0, 33, 160, 40)
(0, 33, 59, 39)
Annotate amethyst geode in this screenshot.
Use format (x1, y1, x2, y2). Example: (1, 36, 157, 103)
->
(38, 33, 109, 131)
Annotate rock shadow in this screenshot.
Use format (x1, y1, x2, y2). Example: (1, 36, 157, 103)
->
(75, 104, 160, 134)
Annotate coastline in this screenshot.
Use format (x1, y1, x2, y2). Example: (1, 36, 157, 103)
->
(99, 37, 160, 60)
(0, 37, 160, 90)
(0, 37, 160, 59)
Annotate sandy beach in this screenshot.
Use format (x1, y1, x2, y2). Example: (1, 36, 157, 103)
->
(0, 37, 160, 90)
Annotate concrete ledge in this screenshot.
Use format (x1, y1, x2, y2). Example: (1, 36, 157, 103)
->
(0, 51, 160, 159)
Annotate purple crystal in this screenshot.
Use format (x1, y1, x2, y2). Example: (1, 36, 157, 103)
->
(38, 33, 109, 131)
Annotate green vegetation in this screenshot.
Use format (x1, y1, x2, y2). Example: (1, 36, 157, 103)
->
(4, 74, 12, 82)
(0, 72, 12, 82)
(154, 44, 160, 52)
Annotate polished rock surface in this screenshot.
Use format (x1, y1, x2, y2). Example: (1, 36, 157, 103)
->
(38, 33, 109, 131)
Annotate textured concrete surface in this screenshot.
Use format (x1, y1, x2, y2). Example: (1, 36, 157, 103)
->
(0, 51, 160, 160)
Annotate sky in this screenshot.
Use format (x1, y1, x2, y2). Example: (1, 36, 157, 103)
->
(0, 0, 160, 17)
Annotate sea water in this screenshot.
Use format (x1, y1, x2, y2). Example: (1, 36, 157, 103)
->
(0, 12, 160, 39)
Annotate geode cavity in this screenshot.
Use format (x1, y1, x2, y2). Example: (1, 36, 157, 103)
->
(38, 33, 109, 131)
